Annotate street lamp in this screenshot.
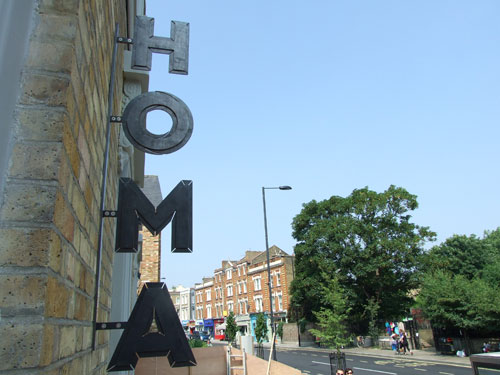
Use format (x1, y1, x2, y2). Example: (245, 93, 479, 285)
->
(262, 185, 292, 361)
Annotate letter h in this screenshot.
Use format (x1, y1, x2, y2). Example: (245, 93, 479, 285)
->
(132, 16, 189, 74)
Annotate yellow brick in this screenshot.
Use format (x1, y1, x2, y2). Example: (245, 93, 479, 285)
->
(45, 276, 70, 318)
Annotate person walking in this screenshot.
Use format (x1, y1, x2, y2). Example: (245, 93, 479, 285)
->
(399, 331, 410, 354)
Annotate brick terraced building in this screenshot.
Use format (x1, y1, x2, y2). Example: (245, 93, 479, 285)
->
(194, 246, 294, 342)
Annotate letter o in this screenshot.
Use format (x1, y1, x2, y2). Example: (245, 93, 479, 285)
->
(121, 91, 193, 155)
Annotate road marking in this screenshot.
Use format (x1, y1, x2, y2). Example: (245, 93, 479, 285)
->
(360, 360, 368, 363)
(414, 369, 427, 372)
(353, 367, 397, 375)
(345, 352, 469, 368)
(311, 362, 397, 375)
(439, 372, 454, 375)
(312, 354, 318, 357)
(347, 358, 354, 361)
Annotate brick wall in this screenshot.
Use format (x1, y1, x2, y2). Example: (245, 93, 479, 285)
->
(0, 0, 127, 373)
(138, 230, 161, 292)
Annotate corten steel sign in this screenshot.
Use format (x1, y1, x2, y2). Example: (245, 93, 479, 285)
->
(115, 178, 192, 253)
(107, 283, 196, 371)
(121, 91, 193, 155)
(115, 16, 194, 252)
(93, 15, 196, 371)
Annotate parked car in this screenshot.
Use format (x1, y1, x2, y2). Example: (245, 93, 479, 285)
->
(199, 331, 211, 341)
(188, 331, 201, 340)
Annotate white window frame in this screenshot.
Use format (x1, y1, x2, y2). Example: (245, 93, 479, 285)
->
(254, 295, 263, 312)
(226, 269, 232, 280)
(253, 276, 261, 291)
(227, 284, 233, 297)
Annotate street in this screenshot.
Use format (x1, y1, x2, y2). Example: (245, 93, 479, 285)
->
(263, 348, 499, 375)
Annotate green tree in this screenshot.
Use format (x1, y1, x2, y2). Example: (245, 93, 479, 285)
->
(254, 313, 268, 344)
(309, 275, 351, 353)
(418, 228, 500, 342)
(225, 312, 238, 344)
(291, 185, 435, 331)
(276, 321, 284, 341)
(421, 234, 488, 279)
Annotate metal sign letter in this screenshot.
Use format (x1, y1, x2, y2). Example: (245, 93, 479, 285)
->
(115, 178, 192, 253)
(132, 16, 189, 74)
(107, 282, 196, 371)
(121, 91, 193, 155)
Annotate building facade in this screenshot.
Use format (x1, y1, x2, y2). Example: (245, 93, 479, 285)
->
(0, 1, 178, 373)
(194, 246, 294, 341)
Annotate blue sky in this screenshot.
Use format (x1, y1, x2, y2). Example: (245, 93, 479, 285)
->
(143, 0, 500, 287)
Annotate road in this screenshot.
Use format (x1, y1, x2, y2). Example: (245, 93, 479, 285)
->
(263, 348, 499, 375)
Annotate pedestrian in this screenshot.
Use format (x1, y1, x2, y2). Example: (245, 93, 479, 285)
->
(346, 368, 354, 374)
(335, 369, 345, 375)
(399, 331, 410, 354)
(391, 333, 398, 351)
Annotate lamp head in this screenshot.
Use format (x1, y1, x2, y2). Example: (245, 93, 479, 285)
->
(279, 186, 292, 190)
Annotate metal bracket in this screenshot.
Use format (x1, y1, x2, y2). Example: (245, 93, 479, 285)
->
(103, 210, 118, 217)
(110, 116, 122, 123)
(117, 37, 133, 44)
(96, 321, 128, 330)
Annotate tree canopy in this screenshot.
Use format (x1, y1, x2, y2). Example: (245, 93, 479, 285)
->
(308, 274, 351, 353)
(417, 229, 500, 334)
(254, 313, 268, 344)
(290, 185, 435, 332)
(225, 312, 238, 343)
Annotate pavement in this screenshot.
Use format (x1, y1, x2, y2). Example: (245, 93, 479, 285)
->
(211, 339, 472, 368)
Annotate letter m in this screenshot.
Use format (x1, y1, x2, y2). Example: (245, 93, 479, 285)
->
(115, 178, 192, 253)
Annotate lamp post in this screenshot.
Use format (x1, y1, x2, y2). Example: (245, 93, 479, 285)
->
(262, 185, 292, 361)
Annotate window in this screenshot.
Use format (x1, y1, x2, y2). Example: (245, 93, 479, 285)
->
(237, 266, 241, 276)
(237, 281, 242, 295)
(254, 296, 263, 312)
(276, 271, 281, 286)
(278, 294, 283, 311)
(207, 305, 212, 319)
(253, 276, 261, 291)
(239, 300, 247, 314)
(227, 301, 234, 312)
(206, 289, 211, 301)
(226, 269, 232, 280)
(227, 284, 233, 297)
(243, 266, 246, 275)
(243, 282, 247, 293)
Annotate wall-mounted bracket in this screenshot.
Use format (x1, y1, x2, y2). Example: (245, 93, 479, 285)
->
(117, 37, 133, 44)
(103, 210, 118, 217)
(110, 116, 122, 122)
(96, 321, 128, 330)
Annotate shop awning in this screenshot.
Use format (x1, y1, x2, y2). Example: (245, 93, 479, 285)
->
(216, 323, 226, 330)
